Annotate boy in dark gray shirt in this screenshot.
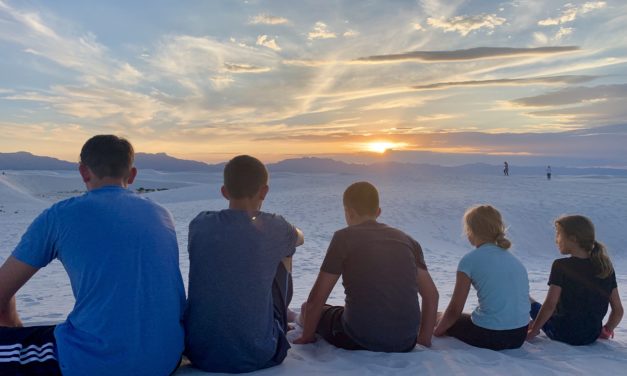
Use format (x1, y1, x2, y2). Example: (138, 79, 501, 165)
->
(294, 182, 438, 351)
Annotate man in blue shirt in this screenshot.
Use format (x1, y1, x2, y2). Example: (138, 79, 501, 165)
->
(185, 155, 304, 373)
(0, 135, 186, 376)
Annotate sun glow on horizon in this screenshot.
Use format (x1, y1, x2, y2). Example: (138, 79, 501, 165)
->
(364, 141, 408, 154)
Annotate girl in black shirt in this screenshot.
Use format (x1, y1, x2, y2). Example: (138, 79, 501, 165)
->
(527, 215, 623, 345)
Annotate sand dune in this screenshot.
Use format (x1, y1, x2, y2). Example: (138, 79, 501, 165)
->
(1, 170, 626, 375)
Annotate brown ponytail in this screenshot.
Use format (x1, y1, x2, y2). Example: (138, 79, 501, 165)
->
(555, 215, 614, 278)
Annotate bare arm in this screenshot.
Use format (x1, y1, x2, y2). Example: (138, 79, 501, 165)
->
(434, 271, 471, 337)
(416, 267, 439, 347)
(295, 228, 304, 247)
(293, 271, 340, 344)
(0, 256, 39, 327)
(527, 284, 561, 340)
(604, 288, 624, 333)
(282, 228, 304, 272)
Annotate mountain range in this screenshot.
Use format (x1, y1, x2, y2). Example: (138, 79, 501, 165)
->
(1, 151, 626, 176)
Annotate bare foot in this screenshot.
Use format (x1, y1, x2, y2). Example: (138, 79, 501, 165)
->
(287, 308, 298, 323)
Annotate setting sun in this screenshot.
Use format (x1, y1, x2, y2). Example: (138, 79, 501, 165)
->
(365, 142, 407, 154)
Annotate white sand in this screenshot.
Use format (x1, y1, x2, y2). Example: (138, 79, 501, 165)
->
(1, 169, 627, 375)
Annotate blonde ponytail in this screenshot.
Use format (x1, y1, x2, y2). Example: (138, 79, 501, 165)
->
(464, 205, 512, 250)
(495, 233, 512, 250)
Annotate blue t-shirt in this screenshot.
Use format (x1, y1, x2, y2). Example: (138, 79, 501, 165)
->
(12, 186, 186, 376)
(458, 243, 529, 330)
(184, 210, 298, 373)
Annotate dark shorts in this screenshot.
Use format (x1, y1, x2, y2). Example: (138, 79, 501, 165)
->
(0, 325, 62, 376)
(446, 314, 527, 350)
(263, 262, 293, 369)
(530, 302, 557, 339)
(316, 306, 417, 352)
(529, 302, 596, 345)
(316, 305, 366, 350)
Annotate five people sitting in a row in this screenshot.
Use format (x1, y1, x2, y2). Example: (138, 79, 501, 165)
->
(0, 135, 623, 376)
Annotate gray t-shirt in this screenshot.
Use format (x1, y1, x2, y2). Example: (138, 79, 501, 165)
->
(184, 210, 298, 373)
(320, 220, 426, 352)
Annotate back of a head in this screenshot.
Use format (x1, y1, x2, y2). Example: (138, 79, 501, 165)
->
(464, 204, 511, 249)
(555, 214, 613, 278)
(223, 155, 268, 199)
(343, 181, 379, 216)
(80, 135, 134, 179)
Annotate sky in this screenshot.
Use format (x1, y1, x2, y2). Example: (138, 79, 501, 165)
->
(1, 0, 626, 166)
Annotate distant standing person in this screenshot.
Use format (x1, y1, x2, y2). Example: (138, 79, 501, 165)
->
(504, 161, 509, 176)
(546, 165, 552, 180)
(0, 135, 186, 376)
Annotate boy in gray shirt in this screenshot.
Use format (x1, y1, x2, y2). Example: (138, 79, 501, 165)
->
(294, 182, 438, 351)
(184, 155, 304, 373)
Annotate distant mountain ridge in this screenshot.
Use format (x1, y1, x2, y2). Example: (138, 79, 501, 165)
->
(134, 153, 223, 172)
(2, 152, 626, 176)
(0, 151, 222, 172)
(0, 152, 76, 170)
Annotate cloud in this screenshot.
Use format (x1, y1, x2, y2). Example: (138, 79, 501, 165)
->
(412, 22, 424, 31)
(427, 14, 506, 36)
(538, 1, 606, 26)
(360, 98, 428, 111)
(511, 84, 627, 107)
(411, 75, 597, 90)
(533, 32, 549, 44)
(210, 76, 234, 90)
(223, 63, 270, 73)
(249, 14, 289, 25)
(355, 46, 580, 63)
(308, 22, 336, 40)
(282, 59, 332, 67)
(149, 34, 277, 93)
(0, 1, 142, 87)
(553, 27, 573, 41)
(343, 29, 359, 37)
(256, 34, 281, 51)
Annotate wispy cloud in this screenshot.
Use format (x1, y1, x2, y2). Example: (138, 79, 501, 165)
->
(427, 14, 506, 36)
(355, 46, 580, 63)
(412, 22, 424, 31)
(256, 34, 281, 51)
(223, 63, 271, 73)
(553, 27, 573, 41)
(412, 75, 597, 90)
(511, 84, 627, 107)
(360, 98, 429, 111)
(150, 35, 277, 93)
(538, 1, 606, 26)
(7, 85, 163, 124)
(308, 22, 336, 40)
(0, 1, 136, 85)
(249, 14, 290, 25)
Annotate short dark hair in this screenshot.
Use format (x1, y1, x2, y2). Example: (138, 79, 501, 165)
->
(223, 155, 268, 199)
(79, 135, 134, 179)
(343, 181, 379, 216)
